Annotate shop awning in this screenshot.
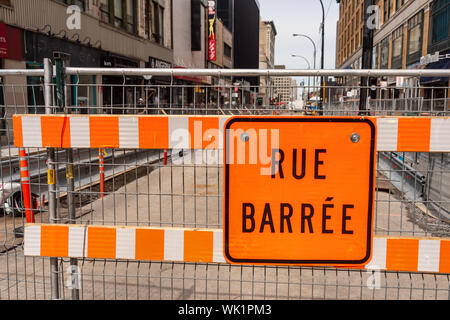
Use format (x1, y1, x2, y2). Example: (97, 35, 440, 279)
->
(173, 66, 211, 85)
(420, 59, 450, 84)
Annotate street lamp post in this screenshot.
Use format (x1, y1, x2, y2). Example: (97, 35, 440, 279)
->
(291, 54, 311, 101)
(292, 34, 317, 89)
(319, 0, 325, 112)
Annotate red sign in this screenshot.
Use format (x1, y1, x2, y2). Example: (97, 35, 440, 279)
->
(208, 1, 216, 61)
(0, 23, 8, 58)
(0, 23, 22, 61)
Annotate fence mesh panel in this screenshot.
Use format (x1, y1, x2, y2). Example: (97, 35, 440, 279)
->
(1, 69, 449, 300)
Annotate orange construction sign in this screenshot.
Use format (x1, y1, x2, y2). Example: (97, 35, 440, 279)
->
(224, 117, 377, 266)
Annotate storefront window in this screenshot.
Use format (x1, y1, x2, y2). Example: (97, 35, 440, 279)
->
(145, 0, 151, 39)
(57, 0, 85, 11)
(431, 0, 450, 44)
(152, 1, 165, 45)
(100, 0, 110, 23)
(224, 44, 232, 58)
(383, 0, 389, 23)
(407, 10, 423, 64)
(126, 0, 135, 33)
(391, 26, 403, 68)
(380, 37, 389, 69)
(396, 0, 405, 12)
(114, 0, 123, 28)
(372, 44, 379, 69)
(100, 0, 136, 34)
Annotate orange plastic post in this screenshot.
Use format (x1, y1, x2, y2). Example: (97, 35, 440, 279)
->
(19, 148, 34, 223)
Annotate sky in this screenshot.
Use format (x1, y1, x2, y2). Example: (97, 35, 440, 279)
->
(258, 0, 340, 98)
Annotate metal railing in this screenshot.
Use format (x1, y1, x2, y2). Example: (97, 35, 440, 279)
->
(0, 66, 449, 300)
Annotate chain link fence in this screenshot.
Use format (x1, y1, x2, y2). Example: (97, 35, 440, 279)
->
(1, 65, 449, 300)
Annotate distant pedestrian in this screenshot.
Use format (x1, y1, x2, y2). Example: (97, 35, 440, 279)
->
(137, 98, 146, 115)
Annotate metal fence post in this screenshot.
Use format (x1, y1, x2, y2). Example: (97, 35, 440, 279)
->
(44, 58, 60, 300)
(55, 52, 80, 300)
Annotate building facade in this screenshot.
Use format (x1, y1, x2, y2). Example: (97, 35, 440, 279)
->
(0, 0, 238, 126)
(217, 0, 260, 96)
(0, 0, 174, 122)
(171, 0, 233, 110)
(335, 0, 449, 109)
(273, 65, 297, 105)
(258, 20, 277, 106)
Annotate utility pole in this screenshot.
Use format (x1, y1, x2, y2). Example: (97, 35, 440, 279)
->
(319, 0, 325, 113)
(359, 0, 375, 114)
(292, 34, 317, 98)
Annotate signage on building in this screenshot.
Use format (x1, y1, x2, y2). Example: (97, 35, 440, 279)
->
(420, 52, 440, 65)
(148, 57, 172, 69)
(396, 77, 406, 88)
(102, 56, 114, 67)
(102, 55, 139, 68)
(0, 22, 22, 61)
(0, 23, 7, 58)
(208, 1, 216, 61)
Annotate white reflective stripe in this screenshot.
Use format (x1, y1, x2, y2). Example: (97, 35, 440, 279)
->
(116, 228, 136, 260)
(219, 116, 230, 150)
(164, 229, 184, 261)
(68, 226, 88, 258)
(169, 117, 189, 149)
(20, 166, 29, 171)
(24, 225, 41, 256)
(213, 230, 225, 263)
(21, 177, 30, 182)
(70, 117, 90, 148)
(377, 118, 398, 151)
(22, 117, 42, 148)
(430, 118, 450, 152)
(418, 239, 440, 272)
(119, 117, 139, 148)
(365, 237, 387, 270)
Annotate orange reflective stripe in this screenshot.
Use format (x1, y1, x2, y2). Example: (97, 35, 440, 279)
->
(12, 115, 450, 152)
(20, 170, 29, 178)
(19, 160, 28, 168)
(184, 230, 214, 263)
(24, 224, 450, 274)
(87, 227, 116, 259)
(439, 240, 450, 273)
(13, 116, 23, 148)
(40, 225, 69, 257)
(386, 238, 419, 272)
(90, 117, 119, 148)
(397, 118, 431, 152)
(138, 117, 169, 149)
(189, 117, 220, 149)
(135, 228, 165, 261)
(41, 116, 71, 148)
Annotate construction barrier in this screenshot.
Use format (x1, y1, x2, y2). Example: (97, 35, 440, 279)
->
(1, 66, 450, 300)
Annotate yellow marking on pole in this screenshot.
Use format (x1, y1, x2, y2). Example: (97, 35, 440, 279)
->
(47, 169, 55, 185)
